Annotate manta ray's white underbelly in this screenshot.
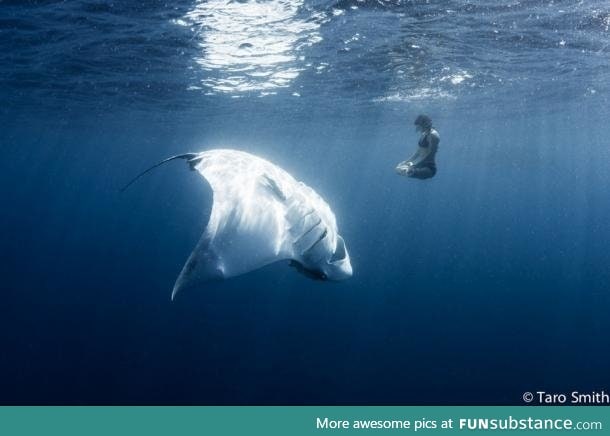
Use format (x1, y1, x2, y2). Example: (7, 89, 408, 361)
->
(171, 149, 352, 298)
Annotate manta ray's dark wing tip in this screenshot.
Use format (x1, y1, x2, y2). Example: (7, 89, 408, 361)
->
(119, 153, 200, 193)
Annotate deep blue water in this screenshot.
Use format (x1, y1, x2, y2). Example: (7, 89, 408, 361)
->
(1, 0, 610, 405)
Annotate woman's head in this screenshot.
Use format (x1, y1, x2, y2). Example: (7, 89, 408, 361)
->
(414, 114, 432, 131)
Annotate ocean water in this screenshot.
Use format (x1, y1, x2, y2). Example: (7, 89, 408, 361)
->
(1, 0, 609, 405)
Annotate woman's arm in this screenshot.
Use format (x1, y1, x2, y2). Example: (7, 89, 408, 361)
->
(406, 149, 420, 163)
(409, 137, 431, 166)
(409, 131, 438, 166)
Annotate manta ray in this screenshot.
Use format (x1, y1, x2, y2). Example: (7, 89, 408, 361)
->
(123, 149, 352, 299)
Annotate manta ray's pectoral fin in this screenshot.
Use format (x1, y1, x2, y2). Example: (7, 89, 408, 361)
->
(171, 231, 224, 300)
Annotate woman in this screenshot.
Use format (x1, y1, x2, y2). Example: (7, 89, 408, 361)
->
(396, 114, 440, 180)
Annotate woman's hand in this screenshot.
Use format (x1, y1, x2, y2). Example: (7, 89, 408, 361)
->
(395, 161, 412, 175)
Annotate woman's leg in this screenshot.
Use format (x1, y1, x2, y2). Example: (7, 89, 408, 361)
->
(408, 166, 436, 179)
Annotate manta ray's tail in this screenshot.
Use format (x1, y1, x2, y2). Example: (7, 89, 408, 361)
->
(120, 153, 200, 192)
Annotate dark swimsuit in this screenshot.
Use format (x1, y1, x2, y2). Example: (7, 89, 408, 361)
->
(410, 132, 438, 179)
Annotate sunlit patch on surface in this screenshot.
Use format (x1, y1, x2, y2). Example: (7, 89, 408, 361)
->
(178, 0, 324, 96)
(373, 88, 456, 103)
(439, 70, 473, 86)
(375, 68, 470, 103)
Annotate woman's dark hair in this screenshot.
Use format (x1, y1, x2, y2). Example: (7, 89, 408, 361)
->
(414, 114, 432, 129)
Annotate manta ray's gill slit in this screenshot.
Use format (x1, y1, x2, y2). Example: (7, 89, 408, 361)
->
(287, 207, 316, 233)
(304, 228, 328, 254)
(297, 217, 323, 242)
